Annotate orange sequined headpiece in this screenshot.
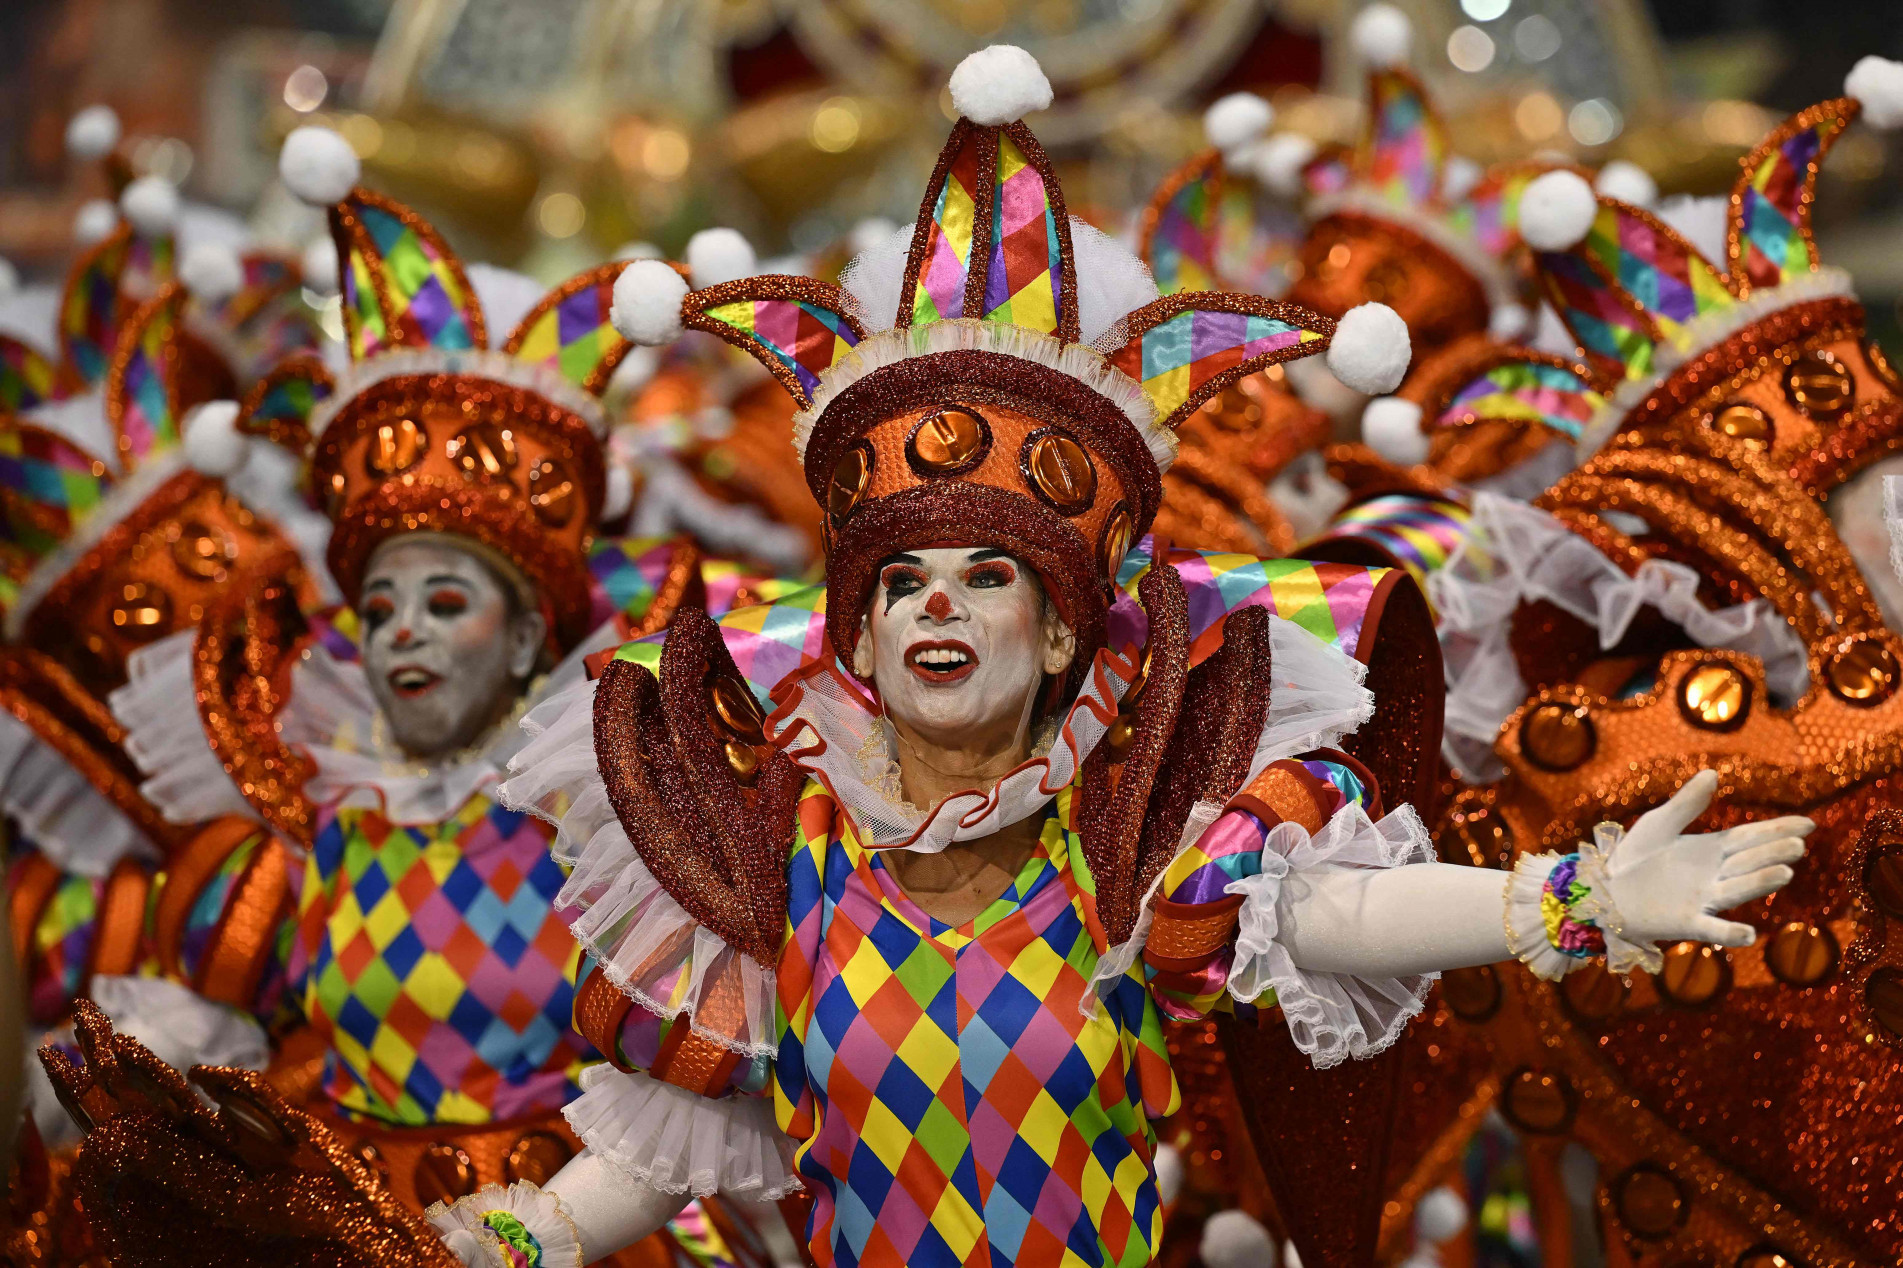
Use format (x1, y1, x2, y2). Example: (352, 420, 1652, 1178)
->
(1273, 6, 1574, 359)
(255, 128, 651, 651)
(608, 46, 1409, 671)
(0, 235, 317, 696)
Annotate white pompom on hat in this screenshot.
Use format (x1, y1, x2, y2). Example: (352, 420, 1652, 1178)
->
(119, 176, 179, 239)
(74, 198, 118, 246)
(603, 462, 635, 521)
(948, 45, 1053, 126)
(181, 400, 250, 477)
(1414, 1186, 1469, 1244)
(1362, 395, 1428, 465)
(279, 126, 361, 207)
(1519, 169, 1599, 252)
(685, 227, 757, 289)
(1253, 132, 1318, 198)
(1488, 301, 1530, 340)
(1204, 92, 1274, 160)
(300, 235, 340, 296)
(1847, 56, 1903, 129)
(611, 259, 690, 346)
(65, 105, 121, 161)
(1594, 160, 1658, 208)
(1325, 302, 1412, 396)
(1201, 1211, 1278, 1268)
(179, 241, 245, 305)
(1351, 4, 1413, 70)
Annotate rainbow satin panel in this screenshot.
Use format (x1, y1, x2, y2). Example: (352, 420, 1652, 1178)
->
(344, 199, 479, 360)
(510, 274, 629, 391)
(701, 298, 861, 400)
(980, 132, 1064, 334)
(1365, 71, 1445, 210)
(1108, 308, 1321, 423)
(1736, 113, 1845, 289)
(1437, 358, 1601, 441)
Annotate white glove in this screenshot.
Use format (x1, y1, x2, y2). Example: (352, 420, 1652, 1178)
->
(1590, 770, 1812, 972)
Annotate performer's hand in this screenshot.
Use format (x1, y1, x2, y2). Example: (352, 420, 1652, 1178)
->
(1599, 770, 1813, 953)
(38, 1000, 459, 1268)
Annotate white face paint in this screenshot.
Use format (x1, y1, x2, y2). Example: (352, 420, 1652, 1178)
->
(359, 535, 547, 759)
(859, 547, 1075, 755)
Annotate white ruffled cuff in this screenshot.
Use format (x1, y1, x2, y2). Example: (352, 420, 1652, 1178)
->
(429, 1183, 584, 1268)
(562, 1065, 800, 1201)
(1505, 826, 1658, 981)
(501, 677, 780, 1059)
(109, 631, 257, 825)
(1503, 852, 1570, 981)
(1226, 802, 1438, 1069)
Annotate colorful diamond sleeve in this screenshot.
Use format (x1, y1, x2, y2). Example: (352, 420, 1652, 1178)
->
(1144, 754, 1378, 1020)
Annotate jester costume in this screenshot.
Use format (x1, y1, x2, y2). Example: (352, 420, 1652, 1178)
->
(396, 45, 1457, 1268)
(28, 139, 763, 1267)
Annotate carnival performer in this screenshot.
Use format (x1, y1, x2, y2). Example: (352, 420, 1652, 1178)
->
(58, 127, 766, 1265)
(1392, 62, 1903, 1265)
(401, 47, 1813, 1268)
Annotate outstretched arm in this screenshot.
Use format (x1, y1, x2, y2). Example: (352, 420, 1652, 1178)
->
(1277, 771, 1811, 981)
(547, 1150, 692, 1258)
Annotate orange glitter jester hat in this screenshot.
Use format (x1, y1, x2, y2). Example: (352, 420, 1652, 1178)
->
(606, 44, 1413, 673)
(252, 126, 653, 651)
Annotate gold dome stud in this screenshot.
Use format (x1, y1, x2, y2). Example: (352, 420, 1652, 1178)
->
(1099, 503, 1134, 584)
(1679, 662, 1750, 730)
(1023, 431, 1097, 515)
(504, 1131, 574, 1186)
(1784, 349, 1854, 421)
(1559, 963, 1627, 1026)
(448, 422, 520, 480)
(1501, 1067, 1576, 1134)
(907, 408, 989, 476)
(1864, 968, 1903, 1039)
(1520, 702, 1595, 771)
(710, 673, 767, 743)
(1763, 922, 1838, 987)
(1863, 337, 1900, 392)
(110, 581, 172, 640)
(1658, 941, 1730, 1006)
(724, 738, 761, 781)
(1866, 843, 1903, 920)
(526, 457, 577, 527)
(1708, 401, 1771, 450)
(1613, 1164, 1688, 1240)
(1440, 965, 1501, 1022)
(171, 520, 238, 581)
(414, 1142, 479, 1207)
(365, 416, 427, 476)
(1827, 634, 1899, 706)
(828, 442, 872, 523)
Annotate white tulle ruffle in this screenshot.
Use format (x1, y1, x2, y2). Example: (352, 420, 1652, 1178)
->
(1430, 493, 1808, 780)
(563, 1065, 800, 1200)
(0, 709, 158, 876)
(111, 631, 258, 827)
(500, 676, 780, 1059)
(429, 1182, 583, 1268)
(1227, 802, 1439, 1069)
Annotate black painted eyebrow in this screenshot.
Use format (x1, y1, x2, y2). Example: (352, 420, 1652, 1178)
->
(424, 575, 472, 587)
(967, 549, 1011, 563)
(877, 553, 924, 569)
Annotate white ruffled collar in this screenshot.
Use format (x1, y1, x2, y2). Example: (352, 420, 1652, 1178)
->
(283, 621, 622, 825)
(764, 645, 1141, 854)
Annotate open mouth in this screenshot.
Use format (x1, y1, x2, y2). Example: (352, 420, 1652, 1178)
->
(388, 666, 442, 699)
(906, 639, 977, 684)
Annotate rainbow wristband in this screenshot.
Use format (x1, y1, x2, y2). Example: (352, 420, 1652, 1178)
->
(478, 1211, 544, 1268)
(1538, 852, 1607, 960)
